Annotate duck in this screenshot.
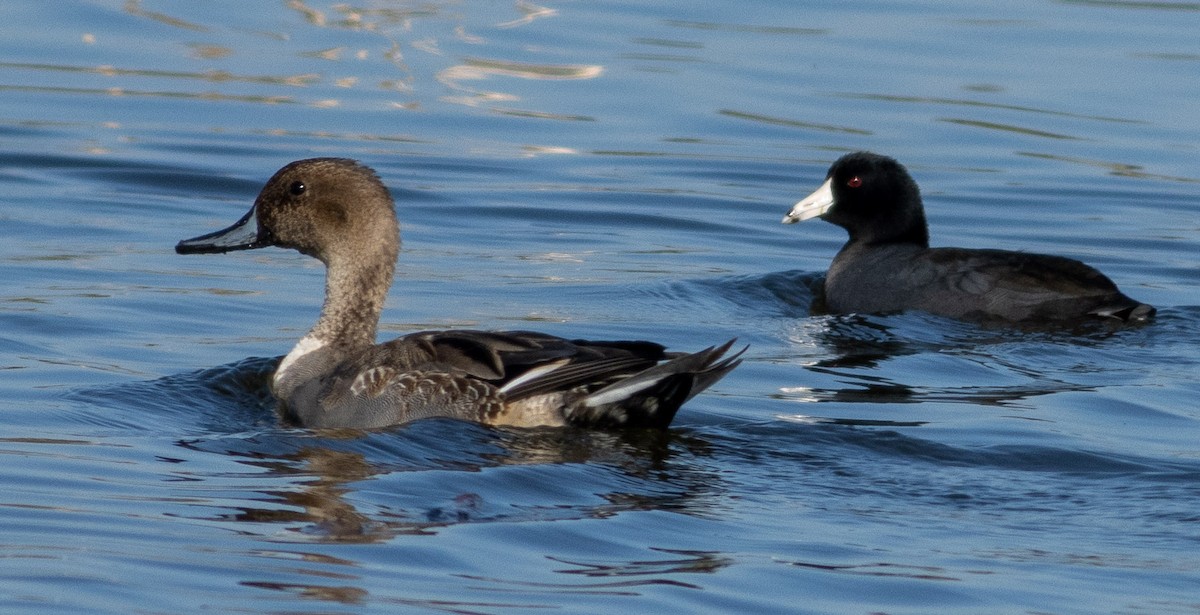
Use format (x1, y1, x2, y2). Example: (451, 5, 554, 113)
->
(782, 151, 1154, 324)
(176, 158, 742, 430)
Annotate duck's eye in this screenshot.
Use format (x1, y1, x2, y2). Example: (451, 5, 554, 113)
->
(847, 176, 863, 188)
(289, 181, 306, 196)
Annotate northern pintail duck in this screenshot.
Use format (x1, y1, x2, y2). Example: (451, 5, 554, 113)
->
(177, 158, 742, 429)
(783, 151, 1154, 324)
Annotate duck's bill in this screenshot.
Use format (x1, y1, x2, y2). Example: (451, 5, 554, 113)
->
(782, 177, 834, 224)
(175, 206, 269, 254)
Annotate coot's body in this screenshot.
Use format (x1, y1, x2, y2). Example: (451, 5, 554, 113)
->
(784, 152, 1153, 323)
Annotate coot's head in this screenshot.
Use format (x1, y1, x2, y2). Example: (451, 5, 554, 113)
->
(783, 152, 929, 247)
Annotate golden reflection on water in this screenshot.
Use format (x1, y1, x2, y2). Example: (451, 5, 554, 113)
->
(0, 81, 293, 106)
(444, 57, 605, 81)
(496, 0, 559, 29)
(0, 61, 320, 87)
(438, 57, 604, 116)
(124, 0, 207, 32)
(4, 0, 606, 122)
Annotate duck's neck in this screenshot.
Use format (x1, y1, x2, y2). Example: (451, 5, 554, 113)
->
(273, 248, 396, 396)
(309, 250, 396, 351)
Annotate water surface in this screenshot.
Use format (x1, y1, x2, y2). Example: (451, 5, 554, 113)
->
(1, 1, 1198, 614)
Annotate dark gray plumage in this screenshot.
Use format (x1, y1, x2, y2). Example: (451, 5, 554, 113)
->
(783, 152, 1154, 324)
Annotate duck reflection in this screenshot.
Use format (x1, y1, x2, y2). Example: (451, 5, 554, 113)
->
(173, 409, 725, 544)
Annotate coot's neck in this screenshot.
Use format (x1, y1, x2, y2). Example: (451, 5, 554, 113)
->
(846, 217, 929, 248)
(843, 181, 930, 248)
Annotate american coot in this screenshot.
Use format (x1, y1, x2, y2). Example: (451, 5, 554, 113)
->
(782, 152, 1154, 324)
(177, 158, 742, 430)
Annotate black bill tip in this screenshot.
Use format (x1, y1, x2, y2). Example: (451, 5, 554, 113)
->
(175, 206, 266, 254)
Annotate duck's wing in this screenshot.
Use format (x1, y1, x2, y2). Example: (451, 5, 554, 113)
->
(308, 331, 742, 429)
(392, 329, 670, 381)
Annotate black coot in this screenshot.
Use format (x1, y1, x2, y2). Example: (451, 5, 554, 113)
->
(783, 151, 1153, 323)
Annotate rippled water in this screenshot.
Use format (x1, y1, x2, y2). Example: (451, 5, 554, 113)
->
(2, 2, 1198, 613)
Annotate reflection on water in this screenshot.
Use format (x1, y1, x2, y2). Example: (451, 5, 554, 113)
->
(763, 294, 1170, 429)
(93, 402, 745, 611)
(0, 61, 319, 88)
(0, 0, 607, 118)
(2, 0, 1199, 613)
(124, 0, 208, 32)
(439, 57, 604, 116)
(939, 117, 1079, 140)
(663, 20, 827, 36)
(1018, 150, 1200, 182)
(496, 0, 559, 29)
(780, 559, 963, 582)
(832, 91, 1147, 124)
(719, 109, 872, 136)
(119, 357, 729, 546)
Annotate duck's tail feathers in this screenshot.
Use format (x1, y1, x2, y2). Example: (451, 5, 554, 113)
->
(566, 339, 745, 429)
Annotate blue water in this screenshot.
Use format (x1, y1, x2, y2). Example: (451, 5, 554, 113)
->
(2, 1, 1198, 613)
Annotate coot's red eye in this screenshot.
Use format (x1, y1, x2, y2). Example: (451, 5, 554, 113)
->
(847, 176, 862, 188)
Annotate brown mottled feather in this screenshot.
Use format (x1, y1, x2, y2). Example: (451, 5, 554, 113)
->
(176, 158, 743, 429)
